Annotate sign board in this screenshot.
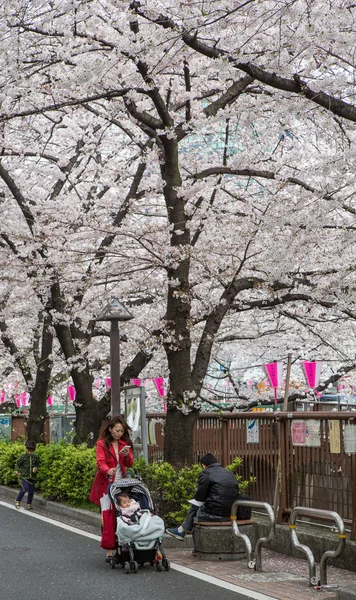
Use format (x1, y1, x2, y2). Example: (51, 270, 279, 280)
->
(148, 420, 157, 445)
(291, 420, 306, 445)
(0, 416, 11, 440)
(344, 425, 356, 454)
(305, 420, 320, 447)
(247, 419, 259, 443)
(329, 421, 341, 454)
(123, 385, 148, 461)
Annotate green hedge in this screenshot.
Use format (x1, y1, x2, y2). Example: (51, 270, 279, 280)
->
(0, 441, 254, 525)
(0, 440, 97, 507)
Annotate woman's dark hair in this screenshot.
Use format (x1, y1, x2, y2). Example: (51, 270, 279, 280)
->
(100, 416, 133, 451)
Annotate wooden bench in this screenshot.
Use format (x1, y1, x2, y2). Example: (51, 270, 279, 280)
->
(192, 519, 256, 561)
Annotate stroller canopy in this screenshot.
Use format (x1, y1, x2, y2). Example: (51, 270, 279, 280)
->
(108, 478, 155, 513)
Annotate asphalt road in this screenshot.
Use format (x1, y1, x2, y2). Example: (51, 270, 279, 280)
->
(0, 501, 256, 600)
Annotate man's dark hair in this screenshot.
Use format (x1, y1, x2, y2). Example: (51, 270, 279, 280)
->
(25, 440, 36, 451)
(201, 453, 217, 467)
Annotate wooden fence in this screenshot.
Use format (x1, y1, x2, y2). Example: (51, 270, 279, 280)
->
(147, 411, 356, 539)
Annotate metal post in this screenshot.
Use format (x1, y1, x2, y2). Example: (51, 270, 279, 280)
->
(277, 418, 288, 523)
(140, 386, 148, 462)
(273, 354, 292, 518)
(231, 500, 275, 572)
(283, 353, 292, 411)
(289, 506, 346, 586)
(351, 454, 356, 540)
(110, 320, 121, 417)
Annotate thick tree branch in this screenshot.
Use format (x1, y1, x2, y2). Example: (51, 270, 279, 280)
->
(134, 6, 356, 123)
(0, 162, 35, 232)
(203, 74, 254, 117)
(0, 320, 34, 386)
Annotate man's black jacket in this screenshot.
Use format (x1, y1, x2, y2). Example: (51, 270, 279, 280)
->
(194, 462, 239, 520)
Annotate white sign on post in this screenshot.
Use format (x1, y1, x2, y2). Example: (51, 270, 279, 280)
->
(344, 425, 356, 454)
(247, 419, 259, 443)
(305, 420, 321, 447)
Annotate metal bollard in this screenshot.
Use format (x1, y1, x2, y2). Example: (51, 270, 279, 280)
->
(289, 507, 346, 586)
(231, 500, 275, 572)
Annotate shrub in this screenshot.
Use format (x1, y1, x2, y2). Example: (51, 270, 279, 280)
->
(0, 440, 25, 485)
(0, 441, 253, 521)
(0, 440, 97, 507)
(36, 442, 97, 504)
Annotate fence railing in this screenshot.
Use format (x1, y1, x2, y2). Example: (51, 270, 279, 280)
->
(147, 411, 356, 539)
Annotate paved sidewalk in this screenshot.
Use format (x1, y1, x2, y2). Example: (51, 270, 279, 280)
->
(164, 540, 356, 600)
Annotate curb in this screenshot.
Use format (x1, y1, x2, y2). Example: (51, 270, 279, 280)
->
(0, 484, 101, 528)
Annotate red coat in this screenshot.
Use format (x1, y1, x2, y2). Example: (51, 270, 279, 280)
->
(89, 438, 134, 505)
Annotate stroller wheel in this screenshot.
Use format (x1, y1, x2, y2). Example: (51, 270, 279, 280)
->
(163, 559, 170, 571)
(156, 560, 163, 572)
(124, 561, 130, 574)
(133, 561, 138, 573)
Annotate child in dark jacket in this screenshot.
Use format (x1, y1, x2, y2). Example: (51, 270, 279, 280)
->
(15, 440, 40, 511)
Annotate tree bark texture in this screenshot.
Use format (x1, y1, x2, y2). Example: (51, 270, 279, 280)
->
(27, 312, 53, 442)
(164, 407, 197, 467)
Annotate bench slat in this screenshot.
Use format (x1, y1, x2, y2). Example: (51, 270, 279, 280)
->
(195, 519, 254, 527)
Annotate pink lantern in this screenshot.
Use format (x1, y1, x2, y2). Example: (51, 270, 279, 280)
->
(15, 394, 21, 408)
(47, 396, 53, 405)
(67, 385, 76, 401)
(263, 362, 283, 404)
(105, 378, 111, 390)
(0, 390, 5, 403)
(301, 361, 323, 391)
(21, 392, 28, 407)
(131, 379, 142, 387)
(154, 377, 165, 397)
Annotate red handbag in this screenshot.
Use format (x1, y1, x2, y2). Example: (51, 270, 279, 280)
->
(100, 508, 116, 550)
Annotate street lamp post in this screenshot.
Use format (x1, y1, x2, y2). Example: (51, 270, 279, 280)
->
(96, 297, 134, 418)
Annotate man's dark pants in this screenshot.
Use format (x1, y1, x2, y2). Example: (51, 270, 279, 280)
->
(182, 505, 205, 531)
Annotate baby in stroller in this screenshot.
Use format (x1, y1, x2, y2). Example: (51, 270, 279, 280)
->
(117, 493, 143, 525)
(107, 475, 170, 573)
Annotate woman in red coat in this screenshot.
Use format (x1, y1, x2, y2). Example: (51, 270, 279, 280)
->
(89, 416, 134, 506)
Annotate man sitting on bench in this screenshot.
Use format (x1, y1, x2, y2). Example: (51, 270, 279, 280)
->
(166, 453, 239, 540)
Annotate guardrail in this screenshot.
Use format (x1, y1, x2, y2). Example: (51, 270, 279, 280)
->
(289, 506, 346, 586)
(231, 500, 275, 572)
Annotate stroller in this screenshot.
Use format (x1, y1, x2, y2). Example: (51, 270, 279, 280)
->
(107, 472, 170, 574)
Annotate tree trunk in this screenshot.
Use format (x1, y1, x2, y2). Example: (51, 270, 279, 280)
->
(27, 312, 53, 443)
(164, 407, 198, 467)
(71, 368, 109, 446)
